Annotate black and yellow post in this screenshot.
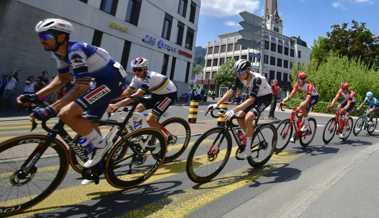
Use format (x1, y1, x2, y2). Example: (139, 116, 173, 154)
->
(217, 103, 228, 126)
(188, 100, 199, 123)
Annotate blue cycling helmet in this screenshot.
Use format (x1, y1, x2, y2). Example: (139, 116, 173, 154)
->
(366, 91, 373, 98)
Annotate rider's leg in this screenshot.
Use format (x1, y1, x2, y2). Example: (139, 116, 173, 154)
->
(238, 111, 256, 158)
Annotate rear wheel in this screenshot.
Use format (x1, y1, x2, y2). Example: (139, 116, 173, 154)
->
(275, 119, 293, 153)
(247, 124, 276, 168)
(300, 118, 317, 147)
(340, 117, 353, 141)
(186, 127, 232, 184)
(322, 118, 337, 144)
(0, 135, 69, 217)
(104, 128, 166, 189)
(367, 117, 378, 135)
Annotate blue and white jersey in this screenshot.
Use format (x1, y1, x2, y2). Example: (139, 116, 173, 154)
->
(52, 41, 126, 83)
(364, 96, 379, 108)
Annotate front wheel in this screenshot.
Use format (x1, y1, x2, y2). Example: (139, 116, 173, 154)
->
(104, 128, 166, 189)
(300, 118, 317, 147)
(0, 135, 69, 217)
(340, 117, 353, 141)
(160, 117, 191, 162)
(247, 124, 276, 168)
(367, 117, 378, 135)
(353, 117, 364, 136)
(275, 119, 293, 153)
(186, 127, 232, 184)
(322, 118, 337, 144)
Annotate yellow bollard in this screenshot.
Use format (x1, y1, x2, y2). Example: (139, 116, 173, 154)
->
(217, 103, 228, 126)
(188, 100, 199, 123)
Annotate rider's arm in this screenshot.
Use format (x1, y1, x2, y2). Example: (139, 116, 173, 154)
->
(298, 94, 312, 110)
(283, 83, 298, 102)
(234, 77, 262, 112)
(215, 78, 240, 107)
(36, 72, 72, 98)
(234, 96, 255, 112)
(120, 86, 136, 98)
(330, 90, 342, 107)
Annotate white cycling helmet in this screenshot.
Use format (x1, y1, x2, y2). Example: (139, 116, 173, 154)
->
(131, 57, 149, 68)
(35, 18, 73, 34)
(234, 59, 251, 77)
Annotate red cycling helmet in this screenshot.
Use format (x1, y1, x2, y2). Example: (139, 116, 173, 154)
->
(341, 82, 349, 90)
(297, 71, 307, 80)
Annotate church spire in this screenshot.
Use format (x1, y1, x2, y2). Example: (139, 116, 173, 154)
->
(264, 0, 283, 33)
(265, 0, 280, 20)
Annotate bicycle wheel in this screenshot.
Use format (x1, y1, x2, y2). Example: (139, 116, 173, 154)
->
(353, 117, 364, 136)
(160, 117, 191, 162)
(275, 119, 293, 153)
(247, 124, 276, 168)
(300, 118, 317, 147)
(186, 127, 232, 184)
(322, 118, 337, 144)
(0, 135, 69, 216)
(340, 117, 353, 141)
(367, 117, 378, 135)
(104, 128, 166, 189)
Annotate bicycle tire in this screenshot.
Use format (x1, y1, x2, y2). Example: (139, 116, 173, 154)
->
(353, 116, 364, 136)
(300, 117, 317, 147)
(322, 118, 337, 144)
(0, 135, 69, 217)
(186, 127, 232, 184)
(340, 117, 353, 141)
(367, 117, 378, 135)
(104, 128, 166, 189)
(160, 117, 191, 162)
(275, 119, 293, 153)
(247, 124, 276, 168)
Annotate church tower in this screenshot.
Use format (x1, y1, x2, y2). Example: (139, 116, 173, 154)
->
(265, 0, 283, 33)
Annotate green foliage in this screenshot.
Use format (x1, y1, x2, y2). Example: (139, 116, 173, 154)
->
(215, 58, 235, 88)
(192, 64, 203, 75)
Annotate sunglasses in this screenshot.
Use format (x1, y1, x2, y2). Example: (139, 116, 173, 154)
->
(133, 68, 145, 72)
(38, 32, 55, 41)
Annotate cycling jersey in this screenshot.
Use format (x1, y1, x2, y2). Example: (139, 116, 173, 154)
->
(337, 89, 356, 103)
(291, 81, 319, 97)
(364, 96, 379, 108)
(232, 72, 272, 97)
(129, 71, 177, 95)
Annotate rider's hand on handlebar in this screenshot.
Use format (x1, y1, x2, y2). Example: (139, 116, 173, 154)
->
(17, 93, 39, 106)
(107, 103, 119, 113)
(225, 109, 235, 120)
(31, 106, 57, 121)
(207, 104, 217, 112)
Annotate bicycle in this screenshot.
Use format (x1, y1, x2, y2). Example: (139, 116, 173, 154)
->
(275, 103, 317, 153)
(186, 107, 277, 184)
(322, 107, 353, 144)
(0, 97, 166, 217)
(353, 109, 378, 136)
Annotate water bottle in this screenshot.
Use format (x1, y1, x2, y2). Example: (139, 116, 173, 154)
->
(78, 137, 95, 154)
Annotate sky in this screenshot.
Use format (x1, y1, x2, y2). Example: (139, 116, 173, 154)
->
(196, 0, 379, 48)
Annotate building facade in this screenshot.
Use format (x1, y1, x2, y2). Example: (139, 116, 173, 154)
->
(0, 0, 200, 95)
(201, 0, 310, 92)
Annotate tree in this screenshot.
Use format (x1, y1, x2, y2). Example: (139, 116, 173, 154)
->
(215, 58, 235, 88)
(192, 64, 203, 75)
(310, 37, 330, 69)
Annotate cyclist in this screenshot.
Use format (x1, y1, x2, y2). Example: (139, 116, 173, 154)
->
(281, 71, 319, 142)
(328, 82, 357, 137)
(17, 18, 126, 169)
(208, 59, 272, 159)
(107, 57, 177, 142)
(357, 91, 379, 124)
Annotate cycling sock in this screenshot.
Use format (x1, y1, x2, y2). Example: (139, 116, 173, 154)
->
(85, 129, 106, 149)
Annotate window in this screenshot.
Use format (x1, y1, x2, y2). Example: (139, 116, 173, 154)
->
(170, 57, 176, 80)
(271, 42, 276, 52)
(162, 13, 173, 40)
(270, 56, 275, 66)
(92, 30, 103, 46)
(206, 59, 212, 67)
(234, 56, 239, 61)
(176, 21, 185, 45)
(220, 44, 226, 53)
(185, 27, 195, 49)
(290, 61, 293, 69)
(284, 47, 289, 55)
(284, 60, 288, 68)
(290, 49, 295, 57)
(298, 50, 302, 58)
(214, 46, 219, 53)
(211, 71, 217, 79)
(264, 55, 269, 64)
(278, 45, 283, 54)
(207, 46, 213, 54)
(100, 0, 118, 16)
(283, 73, 288, 82)
(234, 43, 241, 50)
(178, 0, 188, 17)
(212, 59, 218, 66)
(78, 0, 88, 3)
(277, 58, 282, 67)
(264, 41, 269, 50)
(161, 54, 170, 75)
(205, 72, 210, 79)
(189, 1, 197, 23)
(120, 40, 131, 69)
(241, 55, 247, 60)
(219, 57, 225, 66)
(185, 62, 191, 83)
(269, 70, 275, 81)
(125, 0, 141, 26)
(276, 72, 281, 81)
(227, 44, 233, 52)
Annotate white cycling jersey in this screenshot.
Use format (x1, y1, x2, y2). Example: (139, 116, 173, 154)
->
(129, 71, 177, 95)
(232, 71, 272, 97)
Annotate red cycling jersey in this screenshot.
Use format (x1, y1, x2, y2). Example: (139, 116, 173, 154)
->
(290, 81, 319, 98)
(335, 89, 356, 103)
